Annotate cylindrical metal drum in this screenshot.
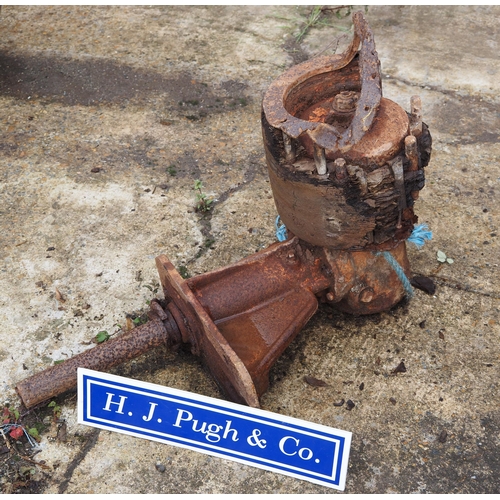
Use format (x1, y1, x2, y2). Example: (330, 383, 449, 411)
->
(262, 12, 431, 250)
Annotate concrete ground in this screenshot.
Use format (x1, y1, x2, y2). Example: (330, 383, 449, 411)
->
(0, 4, 498, 494)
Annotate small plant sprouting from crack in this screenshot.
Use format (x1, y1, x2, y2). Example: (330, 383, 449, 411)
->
(295, 5, 323, 43)
(178, 265, 191, 279)
(47, 400, 62, 421)
(194, 179, 214, 213)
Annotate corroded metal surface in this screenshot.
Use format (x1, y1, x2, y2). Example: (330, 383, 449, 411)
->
(321, 240, 411, 315)
(156, 255, 261, 407)
(15, 11, 431, 412)
(16, 314, 178, 409)
(261, 10, 431, 250)
(262, 11, 381, 154)
(184, 237, 329, 399)
(156, 237, 412, 405)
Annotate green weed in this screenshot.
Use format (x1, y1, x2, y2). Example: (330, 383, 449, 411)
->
(47, 400, 62, 420)
(95, 331, 110, 343)
(295, 5, 365, 43)
(194, 180, 214, 213)
(179, 265, 191, 279)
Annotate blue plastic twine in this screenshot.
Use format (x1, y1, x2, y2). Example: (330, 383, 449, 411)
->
(376, 251, 415, 298)
(275, 215, 288, 242)
(377, 223, 433, 299)
(274, 215, 433, 300)
(407, 223, 433, 249)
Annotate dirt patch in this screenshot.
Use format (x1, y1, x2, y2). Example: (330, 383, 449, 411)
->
(432, 94, 500, 145)
(0, 51, 250, 112)
(0, 402, 62, 493)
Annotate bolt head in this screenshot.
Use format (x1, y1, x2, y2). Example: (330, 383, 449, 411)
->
(359, 287, 375, 303)
(332, 91, 359, 113)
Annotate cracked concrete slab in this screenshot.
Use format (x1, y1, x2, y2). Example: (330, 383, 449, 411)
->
(0, 5, 498, 494)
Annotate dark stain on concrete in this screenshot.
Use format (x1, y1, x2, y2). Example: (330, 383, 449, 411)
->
(433, 95, 500, 145)
(58, 429, 100, 494)
(0, 51, 249, 112)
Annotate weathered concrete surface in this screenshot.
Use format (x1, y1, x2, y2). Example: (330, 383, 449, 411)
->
(0, 5, 498, 494)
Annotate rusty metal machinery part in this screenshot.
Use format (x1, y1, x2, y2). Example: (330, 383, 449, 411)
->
(262, 11, 382, 153)
(15, 11, 432, 411)
(16, 309, 180, 409)
(17, 237, 410, 409)
(262, 11, 431, 250)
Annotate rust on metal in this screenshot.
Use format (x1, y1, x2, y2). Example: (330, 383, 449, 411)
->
(16, 312, 179, 409)
(320, 240, 410, 315)
(261, 11, 431, 250)
(15, 11, 432, 411)
(409, 95, 423, 137)
(16, 235, 415, 409)
(262, 11, 381, 154)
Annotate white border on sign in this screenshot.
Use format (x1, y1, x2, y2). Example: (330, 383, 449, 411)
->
(77, 368, 352, 490)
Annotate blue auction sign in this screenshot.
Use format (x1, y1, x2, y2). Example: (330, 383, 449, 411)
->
(78, 368, 351, 490)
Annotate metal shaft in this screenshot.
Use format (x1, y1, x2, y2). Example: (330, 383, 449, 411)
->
(16, 317, 174, 409)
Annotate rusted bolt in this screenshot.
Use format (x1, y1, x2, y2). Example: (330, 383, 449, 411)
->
(405, 134, 420, 201)
(405, 135, 418, 170)
(346, 164, 368, 195)
(404, 134, 417, 154)
(333, 158, 347, 181)
(391, 156, 406, 224)
(282, 131, 295, 163)
(359, 287, 375, 303)
(313, 143, 327, 175)
(332, 91, 359, 113)
(410, 95, 422, 137)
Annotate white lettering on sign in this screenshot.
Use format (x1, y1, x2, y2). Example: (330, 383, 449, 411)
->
(79, 368, 352, 490)
(102, 392, 127, 414)
(247, 428, 267, 448)
(279, 436, 317, 462)
(142, 402, 158, 422)
(173, 409, 240, 444)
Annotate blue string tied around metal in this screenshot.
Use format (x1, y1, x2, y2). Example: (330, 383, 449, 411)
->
(376, 224, 433, 299)
(274, 216, 432, 299)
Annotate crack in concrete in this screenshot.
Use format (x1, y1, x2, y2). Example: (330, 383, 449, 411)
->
(385, 75, 470, 99)
(413, 270, 500, 299)
(57, 429, 100, 494)
(430, 276, 500, 299)
(187, 152, 265, 265)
